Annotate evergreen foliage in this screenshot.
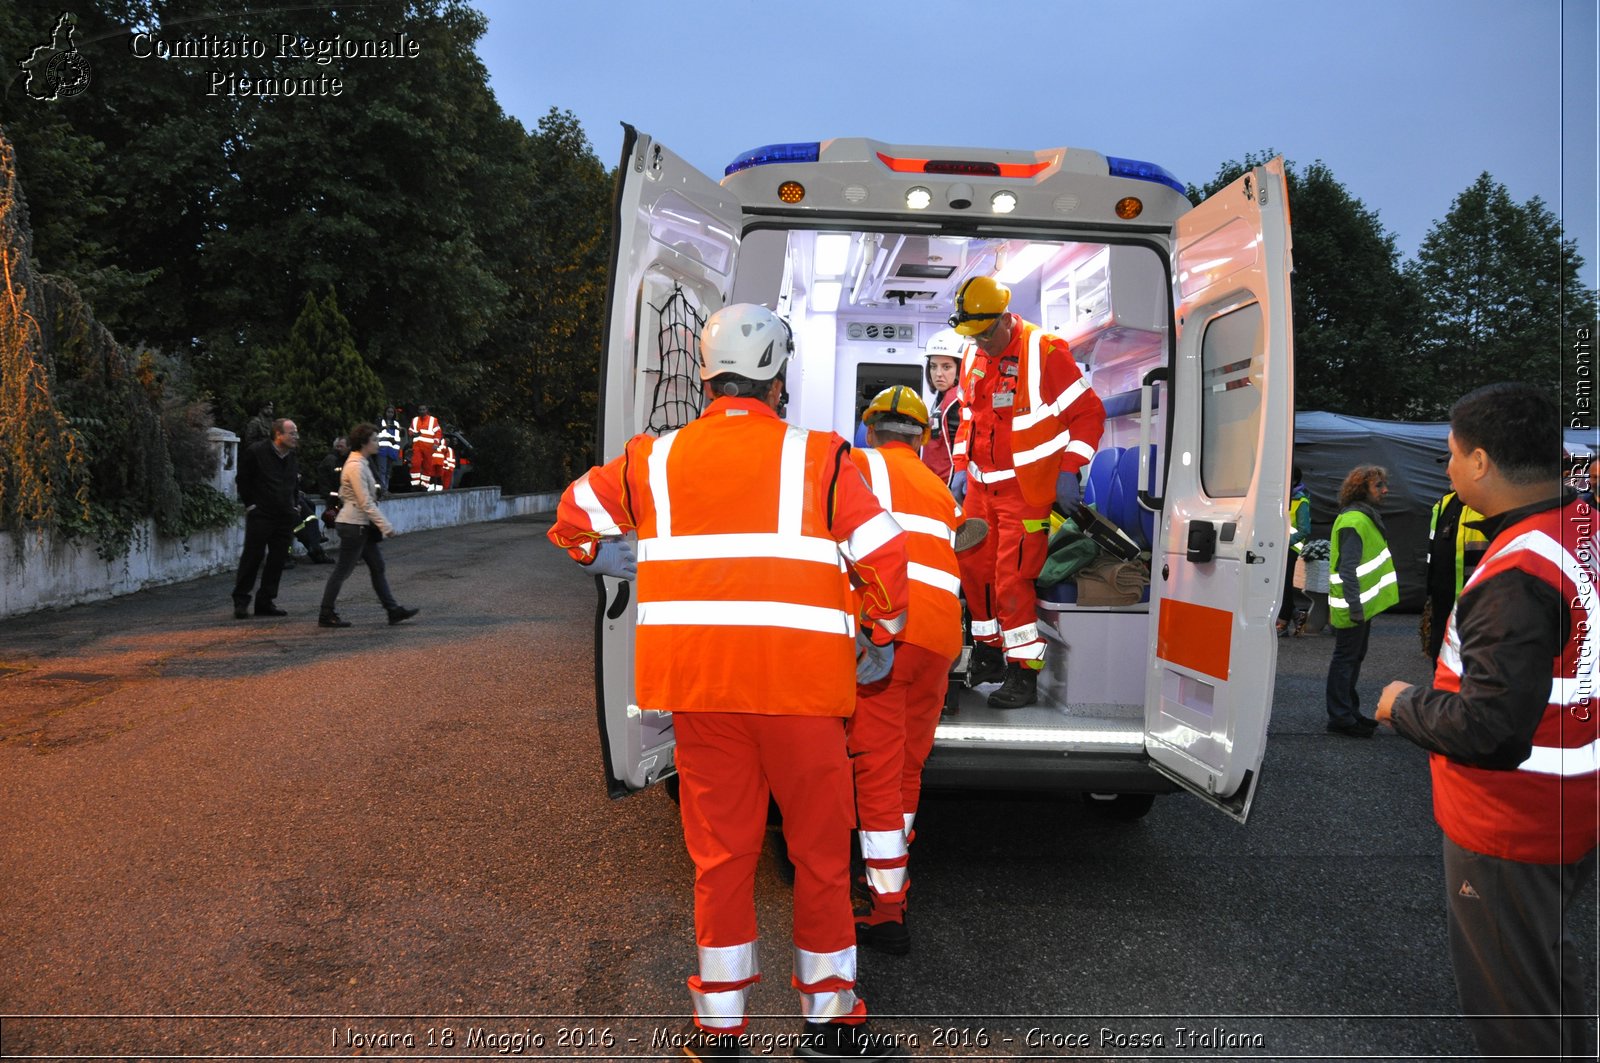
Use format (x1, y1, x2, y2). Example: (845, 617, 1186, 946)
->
(272, 288, 386, 448)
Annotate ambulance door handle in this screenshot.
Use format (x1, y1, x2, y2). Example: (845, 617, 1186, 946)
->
(1138, 367, 1168, 511)
(605, 580, 631, 620)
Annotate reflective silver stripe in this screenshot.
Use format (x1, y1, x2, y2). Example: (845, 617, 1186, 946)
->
(903, 812, 916, 837)
(573, 473, 621, 536)
(699, 942, 759, 984)
(1015, 374, 1090, 431)
(865, 863, 907, 896)
(969, 465, 1016, 484)
(647, 431, 679, 538)
(778, 427, 808, 537)
(859, 829, 907, 862)
(1003, 623, 1041, 648)
(908, 561, 961, 595)
(971, 618, 1001, 637)
(876, 611, 906, 635)
(638, 600, 854, 637)
(843, 510, 903, 562)
(860, 448, 893, 510)
(1066, 438, 1096, 464)
(1355, 549, 1394, 578)
(1355, 570, 1399, 605)
(689, 985, 750, 1029)
(794, 945, 858, 1019)
(1011, 426, 1074, 468)
(1519, 738, 1600, 777)
(894, 512, 956, 543)
(637, 533, 842, 566)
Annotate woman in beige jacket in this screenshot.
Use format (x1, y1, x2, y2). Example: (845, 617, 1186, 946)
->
(318, 422, 419, 628)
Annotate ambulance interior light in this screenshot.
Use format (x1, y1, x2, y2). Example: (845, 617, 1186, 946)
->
(905, 186, 932, 210)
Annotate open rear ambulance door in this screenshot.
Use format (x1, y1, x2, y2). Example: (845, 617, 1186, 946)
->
(594, 125, 743, 797)
(1142, 159, 1294, 822)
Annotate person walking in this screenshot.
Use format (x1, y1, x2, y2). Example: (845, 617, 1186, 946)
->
(317, 423, 419, 629)
(231, 418, 302, 619)
(947, 275, 1106, 708)
(848, 386, 963, 958)
(1378, 382, 1597, 1060)
(548, 303, 910, 1061)
(1324, 464, 1398, 736)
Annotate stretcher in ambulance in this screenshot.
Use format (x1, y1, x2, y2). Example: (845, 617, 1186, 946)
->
(590, 128, 1294, 822)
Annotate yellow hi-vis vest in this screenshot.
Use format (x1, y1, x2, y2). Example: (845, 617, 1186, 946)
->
(1328, 508, 1399, 627)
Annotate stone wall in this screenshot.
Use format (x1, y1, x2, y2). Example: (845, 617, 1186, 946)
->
(0, 487, 557, 620)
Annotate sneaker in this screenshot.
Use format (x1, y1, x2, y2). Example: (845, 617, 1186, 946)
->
(318, 614, 352, 629)
(855, 915, 910, 956)
(967, 642, 1006, 686)
(986, 662, 1038, 709)
(387, 606, 419, 626)
(796, 1019, 899, 1059)
(679, 1022, 743, 1060)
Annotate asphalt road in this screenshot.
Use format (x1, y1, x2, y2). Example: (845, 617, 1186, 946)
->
(1, 515, 1593, 1060)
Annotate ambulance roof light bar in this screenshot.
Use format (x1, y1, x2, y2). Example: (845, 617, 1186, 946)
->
(725, 142, 821, 176)
(1105, 156, 1186, 196)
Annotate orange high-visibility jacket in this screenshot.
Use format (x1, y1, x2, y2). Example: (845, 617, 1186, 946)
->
(410, 415, 441, 446)
(952, 315, 1106, 508)
(850, 441, 963, 661)
(549, 397, 910, 717)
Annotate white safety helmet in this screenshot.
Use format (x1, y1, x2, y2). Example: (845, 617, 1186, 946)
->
(699, 303, 794, 383)
(924, 327, 966, 362)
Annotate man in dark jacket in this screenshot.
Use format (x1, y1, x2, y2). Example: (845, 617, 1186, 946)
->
(1378, 383, 1597, 1060)
(231, 418, 302, 618)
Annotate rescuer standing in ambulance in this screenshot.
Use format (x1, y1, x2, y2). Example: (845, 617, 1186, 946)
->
(918, 329, 967, 485)
(548, 304, 910, 1062)
(848, 386, 964, 957)
(948, 275, 1106, 708)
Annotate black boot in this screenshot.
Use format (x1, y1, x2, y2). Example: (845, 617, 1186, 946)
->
(967, 642, 1006, 686)
(986, 662, 1039, 709)
(387, 606, 419, 626)
(797, 1019, 898, 1059)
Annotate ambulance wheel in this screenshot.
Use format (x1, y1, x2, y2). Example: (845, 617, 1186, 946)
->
(1082, 792, 1155, 821)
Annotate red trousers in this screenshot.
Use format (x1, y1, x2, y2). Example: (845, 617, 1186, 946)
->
(958, 474, 1051, 663)
(673, 712, 856, 954)
(848, 642, 953, 835)
(410, 440, 438, 487)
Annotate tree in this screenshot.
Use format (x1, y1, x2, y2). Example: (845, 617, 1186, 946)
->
(272, 288, 385, 450)
(1409, 173, 1595, 419)
(1191, 153, 1423, 418)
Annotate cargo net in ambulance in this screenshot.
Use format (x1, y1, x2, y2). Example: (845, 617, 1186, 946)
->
(646, 285, 705, 435)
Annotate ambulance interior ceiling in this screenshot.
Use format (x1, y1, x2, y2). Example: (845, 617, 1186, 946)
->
(728, 228, 1168, 436)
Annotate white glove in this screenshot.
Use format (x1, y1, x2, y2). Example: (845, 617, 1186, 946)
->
(856, 629, 895, 685)
(588, 540, 637, 580)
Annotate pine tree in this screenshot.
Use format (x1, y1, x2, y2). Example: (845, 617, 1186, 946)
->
(1410, 173, 1595, 418)
(273, 288, 385, 449)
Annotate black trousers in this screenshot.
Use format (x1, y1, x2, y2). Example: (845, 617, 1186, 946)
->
(1324, 620, 1371, 723)
(319, 524, 399, 617)
(1444, 838, 1597, 1060)
(232, 513, 293, 607)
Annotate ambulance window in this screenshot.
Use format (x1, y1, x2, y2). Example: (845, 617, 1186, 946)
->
(1198, 302, 1264, 498)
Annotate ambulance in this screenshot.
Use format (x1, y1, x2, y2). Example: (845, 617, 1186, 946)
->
(590, 127, 1294, 822)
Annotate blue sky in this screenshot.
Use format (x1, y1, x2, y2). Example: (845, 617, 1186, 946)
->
(471, 0, 1597, 290)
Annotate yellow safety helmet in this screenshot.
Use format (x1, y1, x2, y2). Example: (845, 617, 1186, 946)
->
(948, 275, 1011, 336)
(861, 385, 931, 446)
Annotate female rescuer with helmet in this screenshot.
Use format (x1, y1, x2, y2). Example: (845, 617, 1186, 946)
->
(548, 303, 910, 1061)
(919, 328, 967, 485)
(947, 275, 1107, 710)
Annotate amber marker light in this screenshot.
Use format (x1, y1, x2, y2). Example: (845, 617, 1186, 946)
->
(777, 181, 805, 204)
(1115, 197, 1143, 219)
